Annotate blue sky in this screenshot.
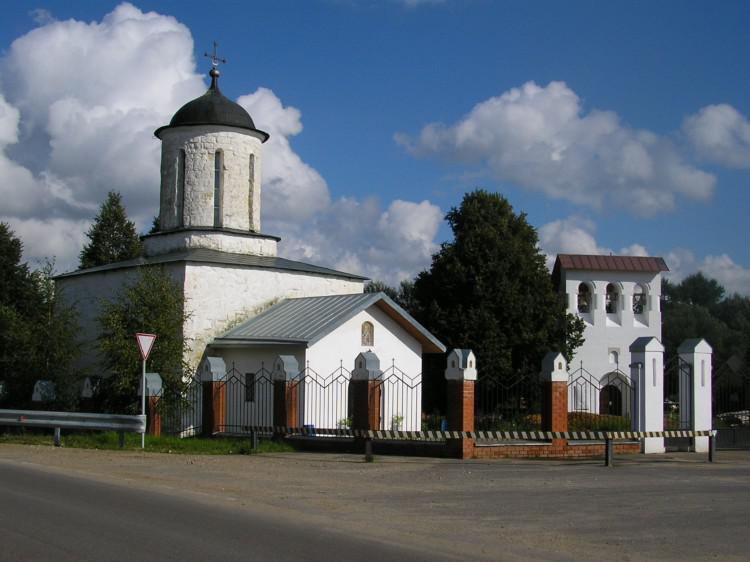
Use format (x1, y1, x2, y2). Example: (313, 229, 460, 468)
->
(1, 1, 749, 292)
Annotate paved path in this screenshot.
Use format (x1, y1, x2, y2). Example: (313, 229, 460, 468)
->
(1, 445, 749, 560)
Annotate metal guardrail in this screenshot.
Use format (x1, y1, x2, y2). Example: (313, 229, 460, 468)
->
(0, 409, 146, 448)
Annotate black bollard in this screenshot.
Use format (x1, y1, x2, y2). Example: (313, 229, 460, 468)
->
(605, 437, 613, 467)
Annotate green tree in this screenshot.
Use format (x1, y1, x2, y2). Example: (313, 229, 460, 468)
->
(664, 272, 725, 310)
(0, 225, 81, 408)
(412, 190, 584, 379)
(97, 266, 190, 413)
(662, 274, 750, 370)
(364, 279, 418, 312)
(31, 260, 83, 409)
(79, 191, 143, 269)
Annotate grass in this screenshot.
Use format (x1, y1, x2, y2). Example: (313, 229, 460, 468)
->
(0, 430, 294, 455)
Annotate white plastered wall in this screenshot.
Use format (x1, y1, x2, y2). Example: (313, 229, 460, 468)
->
(306, 306, 423, 431)
(183, 263, 364, 368)
(563, 269, 663, 381)
(56, 263, 186, 374)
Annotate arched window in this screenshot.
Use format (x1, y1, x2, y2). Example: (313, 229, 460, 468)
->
(605, 283, 619, 314)
(577, 283, 591, 314)
(361, 321, 374, 346)
(608, 350, 619, 365)
(213, 150, 223, 227)
(248, 154, 256, 229)
(633, 284, 647, 315)
(176, 149, 186, 227)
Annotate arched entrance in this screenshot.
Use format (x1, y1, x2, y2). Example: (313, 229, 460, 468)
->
(599, 384, 623, 416)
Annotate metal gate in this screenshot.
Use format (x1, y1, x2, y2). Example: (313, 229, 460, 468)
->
(664, 356, 693, 450)
(567, 365, 635, 431)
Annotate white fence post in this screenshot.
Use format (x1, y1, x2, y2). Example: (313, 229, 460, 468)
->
(678, 339, 713, 453)
(630, 336, 665, 454)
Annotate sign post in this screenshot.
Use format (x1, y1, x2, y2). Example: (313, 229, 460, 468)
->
(135, 333, 157, 449)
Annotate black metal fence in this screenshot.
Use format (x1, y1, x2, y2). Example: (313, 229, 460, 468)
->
(713, 357, 750, 449)
(713, 358, 750, 427)
(154, 361, 425, 436)
(475, 370, 542, 431)
(664, 356, 692, 430)
(157, 374, 202, 437)
(567, 365, 635, 431)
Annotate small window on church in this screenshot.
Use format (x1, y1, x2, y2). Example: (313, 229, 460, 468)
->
(177, 149, 186, 227)
(245, 372, 255, 403)
(577, 283, 591, 314)
(633, 284, 647, 315)
(361, 321, 374, 346)
(213, 150, 223, 227)
(605, 283, 619, 314)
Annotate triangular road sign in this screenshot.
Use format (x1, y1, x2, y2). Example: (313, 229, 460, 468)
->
(135, 333, 157, 361)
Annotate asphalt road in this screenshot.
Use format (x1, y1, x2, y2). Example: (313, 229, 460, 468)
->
(1, 446, 750, 561)
(0, 462, 447, 561)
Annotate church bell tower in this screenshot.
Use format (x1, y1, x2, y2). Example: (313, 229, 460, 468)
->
(143, 46, 279, 258)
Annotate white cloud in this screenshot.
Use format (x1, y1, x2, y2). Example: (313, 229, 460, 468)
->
(537, 215, 648, 269)
(665, 249, 750, 296)
(0, 3, 441, 284)
(1, 216, 89, 269)
(0, 2, 204, 268)
(237, 88, 330, 223)
(397, 81, 716, 217)
(277, 198, 443, 284)
(683, 104, 750, 168)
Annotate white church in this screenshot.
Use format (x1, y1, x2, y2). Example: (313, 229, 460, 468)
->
(55, 56, 700, 439)
(56, 57, 445, 412)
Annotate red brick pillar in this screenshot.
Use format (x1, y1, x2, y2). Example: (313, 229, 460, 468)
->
(202, 382, 226, 436)
(540, 352, 568, 446)
(445, 349, 477, 460)
(273, 355, 301, 438)
(350, 380, 382, 431)
(148, 396, 162, 437)
(351, 352, 383, 436)
(273, 381, 299, 430)
(200, 357, 226, 437)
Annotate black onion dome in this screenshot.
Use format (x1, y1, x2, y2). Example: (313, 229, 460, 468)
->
(155, 69, 269, 142)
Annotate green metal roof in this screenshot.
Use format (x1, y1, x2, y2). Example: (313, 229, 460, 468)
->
(213, 292, 445, 353)
(54, 248, 367, 281)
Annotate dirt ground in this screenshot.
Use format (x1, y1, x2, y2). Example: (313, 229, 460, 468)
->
(2, 444, 749, 560)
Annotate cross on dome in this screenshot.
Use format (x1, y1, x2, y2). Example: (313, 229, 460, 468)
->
(204, 41, 227, 80)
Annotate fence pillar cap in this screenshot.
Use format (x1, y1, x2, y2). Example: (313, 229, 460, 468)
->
(32, 380, 56, 402)
(540, 351, 567, 382)
(138, 373, 163, 397)
(677, 338, 712, 355)
(273, 355, 299, 381)
(80, 376, 100, 399)
(352, 351, 382, 381)
(199, 356, 226, 382)
(445, 349, 477, 381)
(629, 336, 664, 353)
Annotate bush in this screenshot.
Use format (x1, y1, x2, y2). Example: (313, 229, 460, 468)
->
(568, 412, 632, 431)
